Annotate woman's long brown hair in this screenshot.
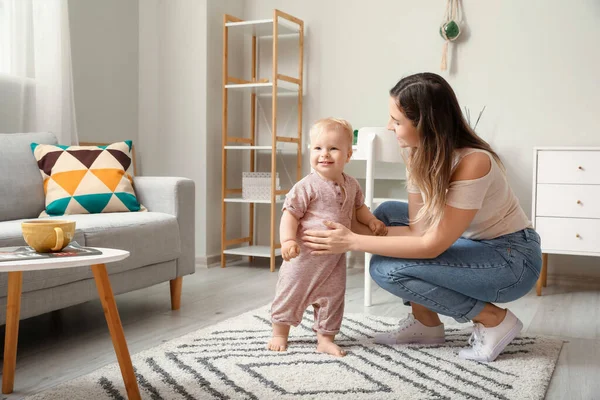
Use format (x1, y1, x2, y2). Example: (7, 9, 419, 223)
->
(390, 73, 502, 230)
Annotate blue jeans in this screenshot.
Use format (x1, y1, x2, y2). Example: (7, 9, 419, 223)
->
(369, 201, 542, 323)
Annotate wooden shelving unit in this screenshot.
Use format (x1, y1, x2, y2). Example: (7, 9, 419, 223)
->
(221, 10, 304, 272)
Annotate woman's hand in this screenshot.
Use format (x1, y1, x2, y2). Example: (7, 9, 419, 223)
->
(302, 221, 356, 255)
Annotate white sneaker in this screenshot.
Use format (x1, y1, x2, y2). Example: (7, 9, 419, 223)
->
(374, 313, 445, 345)
(459, 309, 523, 362)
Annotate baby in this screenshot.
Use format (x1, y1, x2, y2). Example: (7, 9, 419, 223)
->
(267, 118, 387, 357)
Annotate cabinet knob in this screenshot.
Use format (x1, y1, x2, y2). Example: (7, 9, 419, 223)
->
(576, 233, 581, 239)
(577, 200, 582, 205)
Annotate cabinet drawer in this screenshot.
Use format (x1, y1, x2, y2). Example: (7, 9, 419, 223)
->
(537, 151, 600, 184)
(536, 217, 600, 253)
(536, 184, 600, 218)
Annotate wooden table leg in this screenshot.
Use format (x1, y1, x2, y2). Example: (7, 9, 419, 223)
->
(2, 271, 23, 394)
(536, 253, 549, 296)
(541, 253, 548, 287)
(91, 264, 141, 400)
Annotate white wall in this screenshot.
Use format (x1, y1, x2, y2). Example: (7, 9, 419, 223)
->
(241, 0, 600, 277)
(206, 0, 245, 262)
(138, 0, 208, 258)
(68, 0, 138, 144)
(139, 0, 244, 263)
(67, 0, 600, 276)
(66, 0, 240, 263)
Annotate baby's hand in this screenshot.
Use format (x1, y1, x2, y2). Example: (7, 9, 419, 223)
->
(369, 218, 388, 236)
(282, 240, 300, 261)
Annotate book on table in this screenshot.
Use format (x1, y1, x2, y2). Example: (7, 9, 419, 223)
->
(0, 242, 102, 263)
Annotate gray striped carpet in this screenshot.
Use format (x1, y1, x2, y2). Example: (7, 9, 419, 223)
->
(28, 305, 562, 400)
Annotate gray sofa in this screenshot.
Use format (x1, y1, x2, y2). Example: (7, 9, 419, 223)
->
(0, 132, 195, 323)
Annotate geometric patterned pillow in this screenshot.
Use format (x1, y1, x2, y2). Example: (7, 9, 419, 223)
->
(30, 140, 146, 217)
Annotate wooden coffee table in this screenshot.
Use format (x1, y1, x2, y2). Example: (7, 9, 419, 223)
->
(0, 247, 141, 399)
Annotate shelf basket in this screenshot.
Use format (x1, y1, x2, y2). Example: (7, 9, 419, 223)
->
(242, 172, 282, 201)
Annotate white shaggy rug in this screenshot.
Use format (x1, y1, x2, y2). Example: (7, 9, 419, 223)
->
(27, 305, 563, 400)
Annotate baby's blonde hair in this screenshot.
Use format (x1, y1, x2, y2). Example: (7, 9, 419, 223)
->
(309, 118, 354, 149)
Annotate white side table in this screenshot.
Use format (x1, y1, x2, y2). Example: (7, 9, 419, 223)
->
(0, 247, 141, 399)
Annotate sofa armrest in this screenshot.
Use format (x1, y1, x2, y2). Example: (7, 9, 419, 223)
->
(133, 176, 195, 277)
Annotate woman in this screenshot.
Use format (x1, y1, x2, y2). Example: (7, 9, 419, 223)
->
(303, 72, 542, 362)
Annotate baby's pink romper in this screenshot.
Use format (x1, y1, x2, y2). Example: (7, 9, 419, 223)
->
(270, 172, 364, 335)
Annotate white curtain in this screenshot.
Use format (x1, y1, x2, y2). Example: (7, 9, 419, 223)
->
(0, 0, 78, 145)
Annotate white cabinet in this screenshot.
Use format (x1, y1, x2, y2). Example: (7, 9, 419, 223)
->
(532, 147, 600, 295)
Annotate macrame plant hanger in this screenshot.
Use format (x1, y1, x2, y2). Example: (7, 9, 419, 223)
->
(440, 0, 461, 71)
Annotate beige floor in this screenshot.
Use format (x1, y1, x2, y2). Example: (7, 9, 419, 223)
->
(1, 259, 599, 400)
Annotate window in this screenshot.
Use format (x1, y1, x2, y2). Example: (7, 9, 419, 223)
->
(0, 0, 36, 78)
(0, 0, 10, 74)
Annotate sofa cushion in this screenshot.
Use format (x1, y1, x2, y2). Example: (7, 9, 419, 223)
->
(30, 141, 146, 216)
(0, 133, 57, 222)
(56, 212, 181, 273)
(0, 212, 181, 295)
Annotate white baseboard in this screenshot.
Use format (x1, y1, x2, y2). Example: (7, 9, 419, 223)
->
(195, 254, 242, 268)
(195, 254, 221, 268)
(196, 253, 365, 269)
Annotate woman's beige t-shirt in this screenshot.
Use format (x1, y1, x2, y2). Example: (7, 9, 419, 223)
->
(406, 148, 532, 240)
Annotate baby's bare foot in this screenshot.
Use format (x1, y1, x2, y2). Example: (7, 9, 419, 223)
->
(267, 336, 288, 352)
(317, 340, 346, 357)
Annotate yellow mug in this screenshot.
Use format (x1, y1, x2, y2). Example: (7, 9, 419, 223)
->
(21, 220, 76, 253)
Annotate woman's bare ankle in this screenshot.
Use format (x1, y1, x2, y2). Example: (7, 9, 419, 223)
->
(411, 303, 442, 327)
(472, 304, 507, 328)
